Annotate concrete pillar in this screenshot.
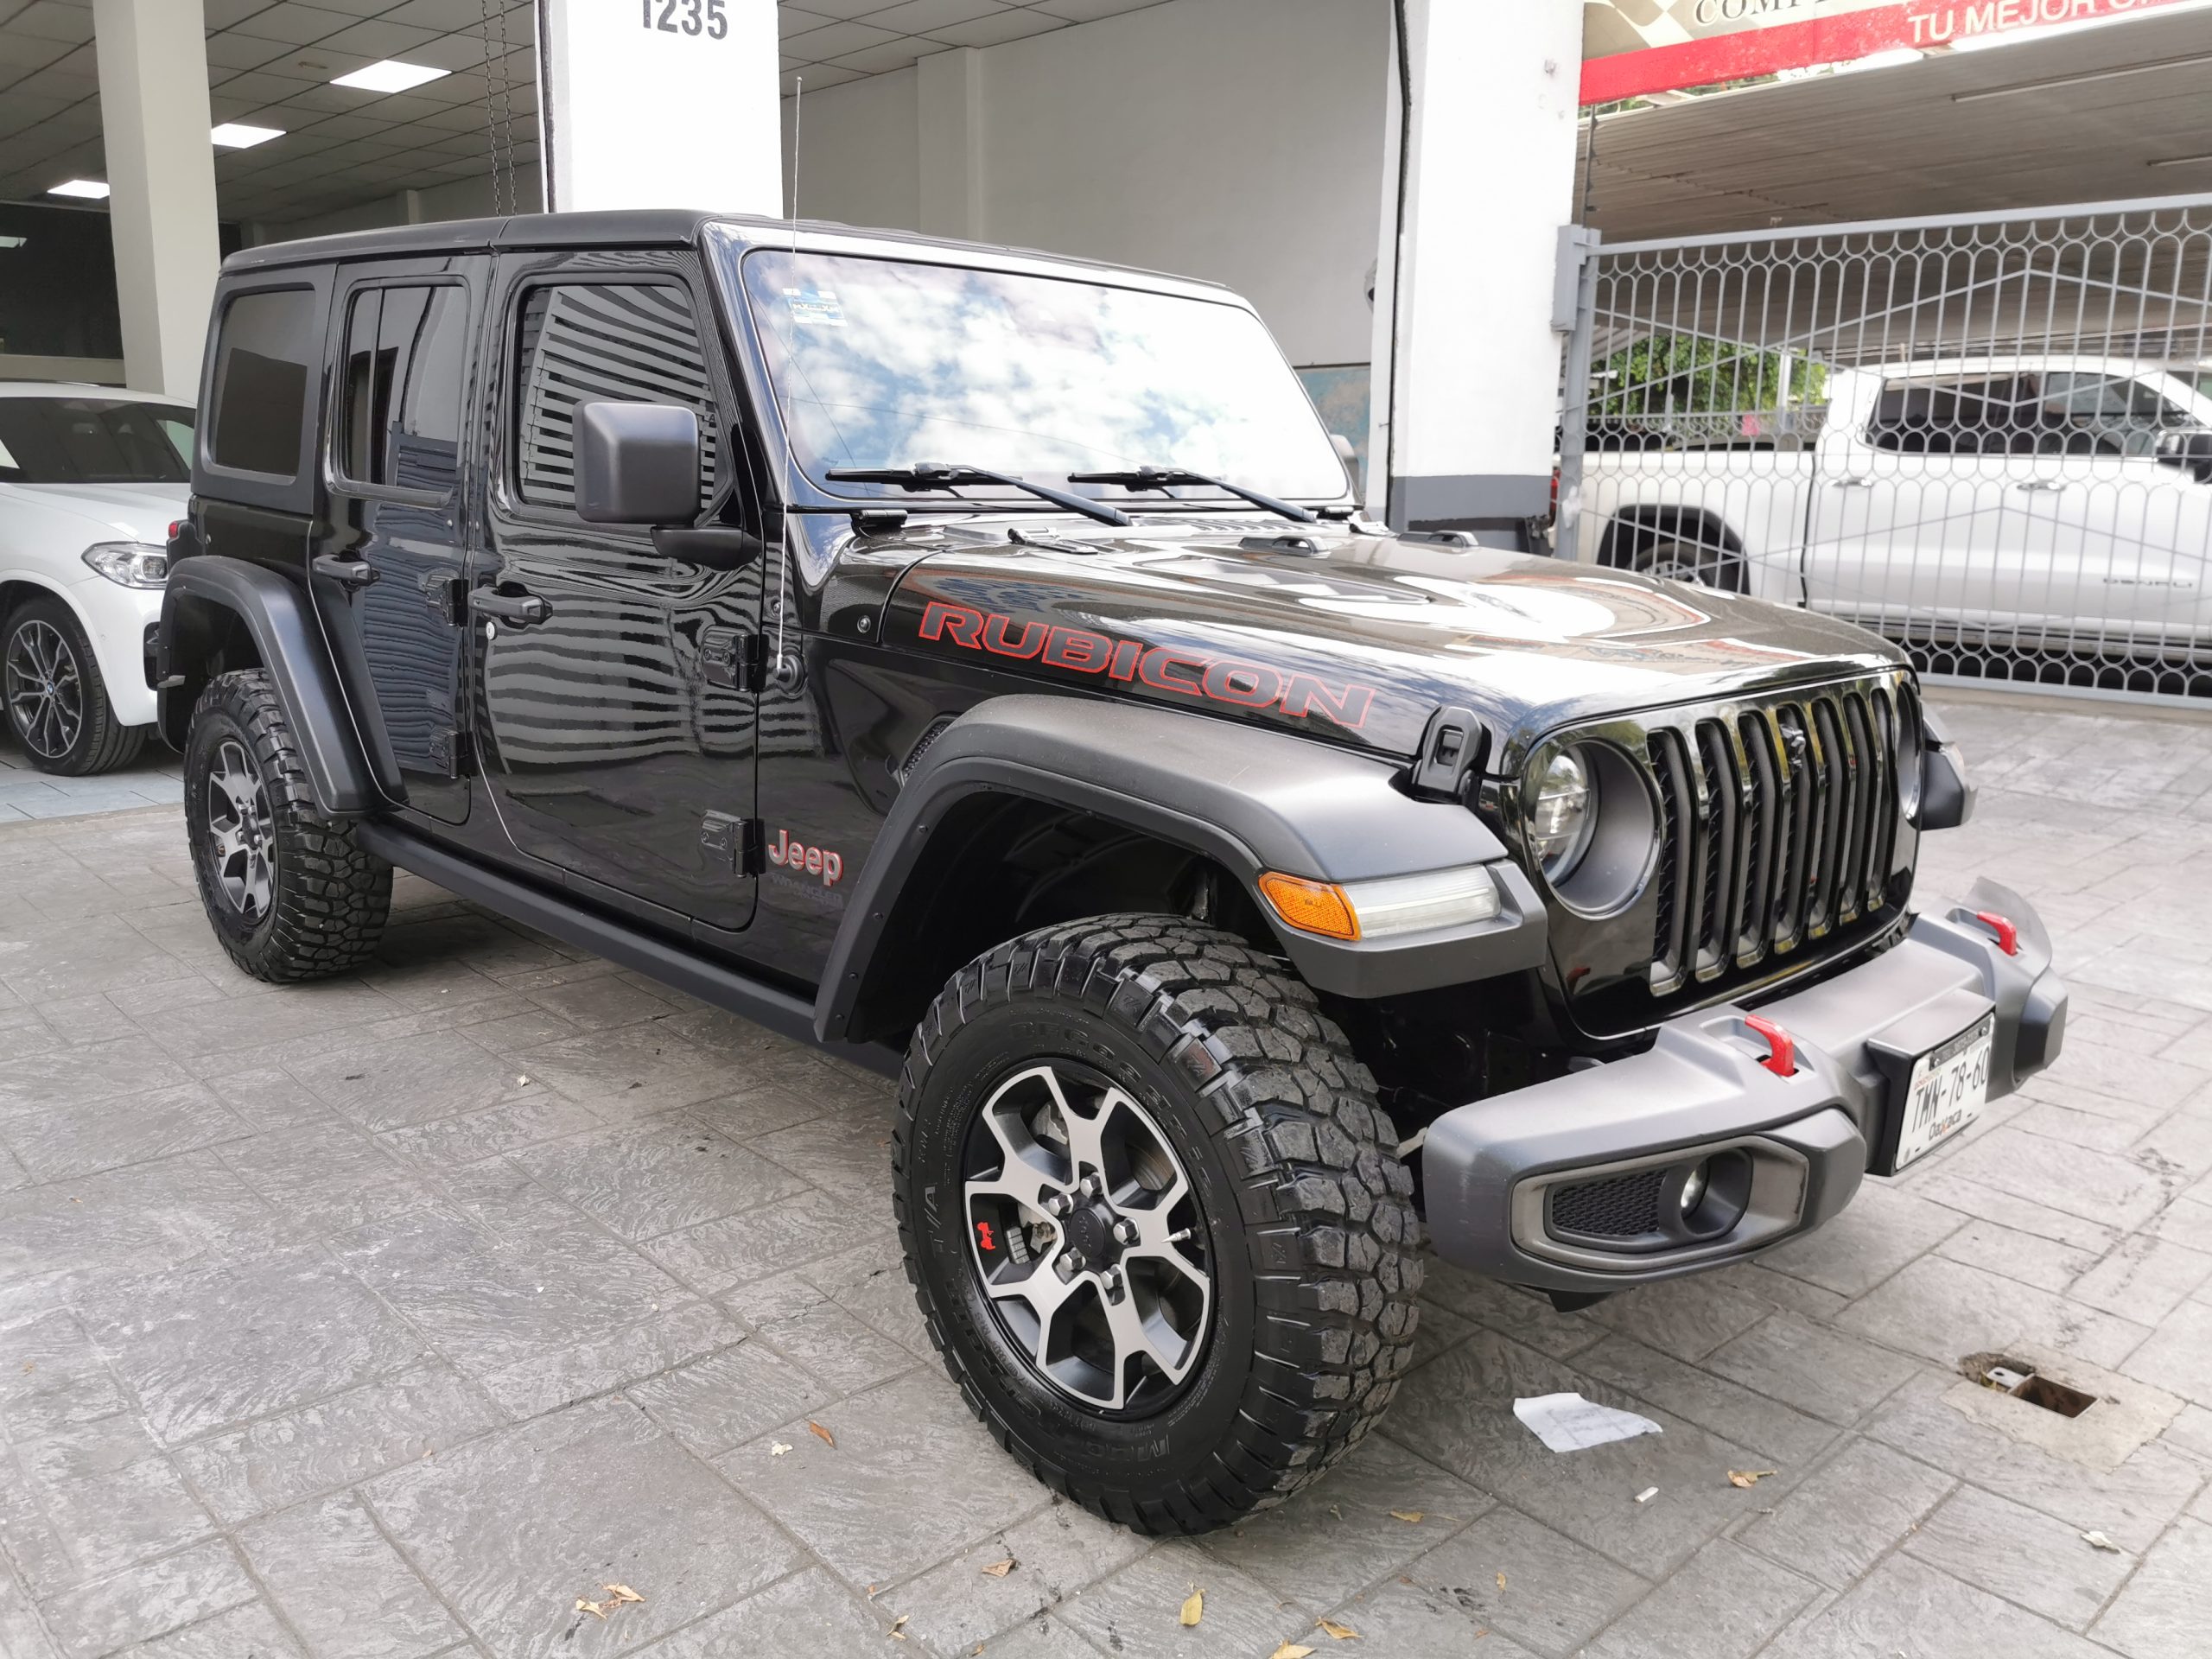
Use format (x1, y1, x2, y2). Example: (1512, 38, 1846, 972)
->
(537, 0, 781, 215)
(92, 0, 220, 400)
(918, 48, 986, 242)
(1367, 0, 1585, 539)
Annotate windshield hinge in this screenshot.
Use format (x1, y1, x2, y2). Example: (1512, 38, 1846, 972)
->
(1408, 704, 1486, 802)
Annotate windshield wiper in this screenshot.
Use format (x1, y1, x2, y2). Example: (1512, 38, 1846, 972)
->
(823, 463, 1131, 527)
(1065, 466, 1315, 524)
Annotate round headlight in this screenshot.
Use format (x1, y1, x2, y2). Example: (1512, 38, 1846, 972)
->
(1529, 747, 1599, 882)
(1896, 697, 1924, 821)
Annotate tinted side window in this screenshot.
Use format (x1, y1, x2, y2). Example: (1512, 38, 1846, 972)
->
(211, 288, 316, 477)
(338, 284, 467, 493)
(0, 399, 191, 484)
(513, 282, 718, 512)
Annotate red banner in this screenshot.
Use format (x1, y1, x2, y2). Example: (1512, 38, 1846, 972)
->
(1580, 0, 2200, 105)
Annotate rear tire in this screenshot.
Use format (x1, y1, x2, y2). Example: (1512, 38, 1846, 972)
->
(894, 914, 1422, 1533)
(1635, 537, 1744, 593)
(2, 597, 147, 775)
(183, 669, 391, 982)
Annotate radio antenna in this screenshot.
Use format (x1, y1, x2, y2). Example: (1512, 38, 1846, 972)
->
(774, 75, 802, 667)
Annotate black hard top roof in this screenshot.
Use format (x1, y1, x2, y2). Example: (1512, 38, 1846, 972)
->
(220, 209, 1221, 296)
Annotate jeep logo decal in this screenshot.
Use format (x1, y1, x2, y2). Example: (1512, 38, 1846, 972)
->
(918, 601, 1375, 731)
(766, 829, 842, 886)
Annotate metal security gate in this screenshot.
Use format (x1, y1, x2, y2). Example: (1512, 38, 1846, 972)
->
(1556, 194, 2212, 702)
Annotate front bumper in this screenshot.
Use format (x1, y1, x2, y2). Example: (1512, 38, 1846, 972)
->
(1422, 877, 2065, 1294)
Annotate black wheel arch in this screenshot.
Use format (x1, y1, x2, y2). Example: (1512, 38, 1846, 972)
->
(159, 556, 391, 814)
(1597, 504, 1746, 570)
(814, 696, 1543, 1045)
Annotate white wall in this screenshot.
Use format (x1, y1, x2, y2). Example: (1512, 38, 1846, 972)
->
(247, 168, 543, 248)
(783, 66, 921, 238)
(782, 0, 1387, 369)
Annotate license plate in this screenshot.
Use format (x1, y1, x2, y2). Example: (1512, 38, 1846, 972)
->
(1893, 1013, 1995, 1169)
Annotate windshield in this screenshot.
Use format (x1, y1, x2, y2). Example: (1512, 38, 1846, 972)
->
(0, 397, 193, 484)
(721, 242, 1348, 505)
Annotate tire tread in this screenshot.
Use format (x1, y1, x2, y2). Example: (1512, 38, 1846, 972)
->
(893, 912, 1423, 1535)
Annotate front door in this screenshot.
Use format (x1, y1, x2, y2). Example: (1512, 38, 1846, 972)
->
(311, 257, 480, 823)
(472, 259, 763, 932)
(1802, 375, 2016, 642)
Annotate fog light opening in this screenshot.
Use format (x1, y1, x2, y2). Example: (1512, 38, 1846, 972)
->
(1663, 1149, 1752, 1241)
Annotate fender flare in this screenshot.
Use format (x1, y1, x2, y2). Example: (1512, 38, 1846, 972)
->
(160, 556, 382, 815)
(812, 695, 1547, 1040)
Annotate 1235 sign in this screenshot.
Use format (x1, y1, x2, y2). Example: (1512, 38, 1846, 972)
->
(644, 0, 728, 38)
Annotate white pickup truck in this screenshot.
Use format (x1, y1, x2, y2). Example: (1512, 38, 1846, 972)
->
(1578, 355, 2212, 657)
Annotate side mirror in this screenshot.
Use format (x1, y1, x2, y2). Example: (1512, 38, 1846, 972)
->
(575, 400, 700, 525)
(2156, 428, 2212, 485)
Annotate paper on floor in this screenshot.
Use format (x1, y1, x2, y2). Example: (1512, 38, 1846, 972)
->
(1513, 1391, 1663, 1453)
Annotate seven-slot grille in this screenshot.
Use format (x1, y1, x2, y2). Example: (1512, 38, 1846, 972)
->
(1647, 681, 1908, 995)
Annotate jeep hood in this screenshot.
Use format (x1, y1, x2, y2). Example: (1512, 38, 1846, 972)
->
(877, 522, 1904, 766)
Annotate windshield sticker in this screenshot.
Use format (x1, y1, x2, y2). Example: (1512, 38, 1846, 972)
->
(783, 287, 846, 327)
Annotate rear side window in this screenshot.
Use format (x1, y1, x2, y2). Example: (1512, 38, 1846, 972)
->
(512, 281, 719, 512)
(338, 283, 467, 493)
(209, 288, 317, 477)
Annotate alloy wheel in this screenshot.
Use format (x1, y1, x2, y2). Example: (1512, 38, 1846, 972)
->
(962, 1061, 1212, 1413)
(4, 620, 84, 760)
(204, 738, 276, 921)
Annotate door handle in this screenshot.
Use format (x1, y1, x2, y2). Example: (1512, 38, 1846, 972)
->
(2012, 480, 2069, 493)
(468, 587, 551, 626)
(311, 553, 379, 588)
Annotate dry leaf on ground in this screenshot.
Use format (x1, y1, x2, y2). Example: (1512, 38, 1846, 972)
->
(1179, 1587, 1204, 1626)
(1318, 1618, 1360, 1639)
(889, 1611, 910, 1641)
(981, 1559, 1016, 1578)
(770, 1441, 792, 1457)
(1496, 1572, 1508, 1592)
(1389, 1510, 1424, 1524)
(603, 1584, 643, 1605)
(1726, 1469, 1778, 1489)
(2082, 1530, 2123, 1553)
(1268, 1644, 1317, 1659)
(809, 1421, 836, 1447)
(575, 1599, 607, 1620)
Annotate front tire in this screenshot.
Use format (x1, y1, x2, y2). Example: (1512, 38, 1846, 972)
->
(3, 597, 147, 775)
(183, 669, 391, 982)
(894, 915, 1422, 1533)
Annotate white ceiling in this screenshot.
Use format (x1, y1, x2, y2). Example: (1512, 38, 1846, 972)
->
(1581, 6, 2212, 241)
(0, 0, 1171, 227)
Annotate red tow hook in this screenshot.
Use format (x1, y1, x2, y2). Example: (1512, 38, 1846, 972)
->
(1973, 911, 2020, 957)
(1743, 1014, 1797, 1078)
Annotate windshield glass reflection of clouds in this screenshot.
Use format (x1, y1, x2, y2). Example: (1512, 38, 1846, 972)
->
(723, 244, 1346, 504)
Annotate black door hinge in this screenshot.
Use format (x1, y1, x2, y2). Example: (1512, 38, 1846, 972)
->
(700, 811, 764, 876)
(700, 626, 765, 692)
(429, 728, 476, 779)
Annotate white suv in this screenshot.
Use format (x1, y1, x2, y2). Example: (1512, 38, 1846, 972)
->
(0, 383, 193, 773)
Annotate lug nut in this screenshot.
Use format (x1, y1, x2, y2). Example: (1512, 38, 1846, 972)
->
(1110, 1217, 1137, 1246)
(1042, 1192, 1071, 1217)
(1080, 1174, 1103, 1200)
(1102, 1264, 1126, 1303)
(1061, 1248, 1087, 1274)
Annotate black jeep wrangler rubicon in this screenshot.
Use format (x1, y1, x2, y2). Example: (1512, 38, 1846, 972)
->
(158, 210, 2064, 1534)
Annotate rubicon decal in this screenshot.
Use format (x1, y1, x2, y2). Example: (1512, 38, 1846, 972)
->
(918, 601, 1376, 732)
(766, 829, 842, 886)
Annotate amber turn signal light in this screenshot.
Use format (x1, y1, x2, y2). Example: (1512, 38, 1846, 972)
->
(1256, 873, 1360, 941)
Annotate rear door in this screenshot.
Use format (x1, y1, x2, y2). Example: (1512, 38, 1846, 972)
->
(311, 257, 481, 823)
(472, 255, 764, 932)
